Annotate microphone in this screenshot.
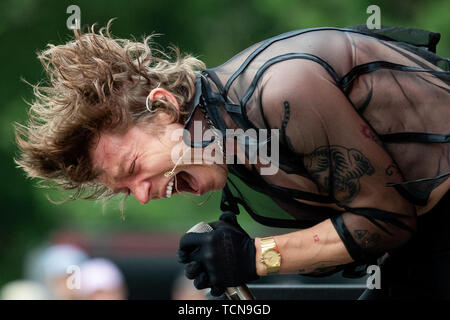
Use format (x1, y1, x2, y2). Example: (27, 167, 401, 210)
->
(187, 221, 255, 300)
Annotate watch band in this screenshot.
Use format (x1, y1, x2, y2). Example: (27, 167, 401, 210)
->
(260, 237, 278, 251)
(260, 237, 281, 274)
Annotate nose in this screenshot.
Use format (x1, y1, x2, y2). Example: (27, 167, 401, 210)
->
(132, 181, 152, 204)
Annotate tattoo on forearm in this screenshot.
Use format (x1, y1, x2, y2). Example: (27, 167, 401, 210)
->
(297, 261, 340, 276)
(303, 145, 375, 203)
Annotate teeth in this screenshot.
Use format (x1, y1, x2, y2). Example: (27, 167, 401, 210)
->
(166, 177, 175, 198)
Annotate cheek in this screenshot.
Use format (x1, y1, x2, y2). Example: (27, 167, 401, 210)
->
(139, 142, 182, 173)
(197, 164, 228, 189)
(139, 155, 174, 176)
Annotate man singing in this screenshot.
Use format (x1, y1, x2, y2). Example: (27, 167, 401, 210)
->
(15, 22, 449, 299)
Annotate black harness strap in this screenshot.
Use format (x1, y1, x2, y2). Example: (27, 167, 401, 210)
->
(220, 183, 240, 214)
(221, 180, 324, 229)
(231, 163, 336, 204)
(386, 172, 450, 206)
(339, 60, 450, 90)
(379, 132, 450, 144)
(222, 26, 400, 98)
(338, 205, 416, 235)
(240, 53, 340, 107)
(331, 215, 367, 261)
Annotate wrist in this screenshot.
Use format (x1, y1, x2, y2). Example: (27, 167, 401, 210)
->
(254, 237, 267, 276)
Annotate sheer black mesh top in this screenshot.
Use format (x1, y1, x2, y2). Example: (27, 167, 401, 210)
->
(182, 26, 450, 264)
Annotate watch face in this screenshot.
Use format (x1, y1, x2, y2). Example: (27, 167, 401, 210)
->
(263, 249, 280, 267)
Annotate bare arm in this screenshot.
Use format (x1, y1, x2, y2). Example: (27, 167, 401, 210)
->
(255, 218, 353, 276)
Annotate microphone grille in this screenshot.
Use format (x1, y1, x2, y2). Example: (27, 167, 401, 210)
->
(187, 221, 213, 233)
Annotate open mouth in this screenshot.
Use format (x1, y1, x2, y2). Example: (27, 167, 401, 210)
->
(165, 171, 199, 198)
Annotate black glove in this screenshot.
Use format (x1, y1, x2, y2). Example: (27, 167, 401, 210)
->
(177, 212, 259, 296)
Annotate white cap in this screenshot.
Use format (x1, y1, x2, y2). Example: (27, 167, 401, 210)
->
(79, 258, 124, 295)
(27, 244, 88, 283)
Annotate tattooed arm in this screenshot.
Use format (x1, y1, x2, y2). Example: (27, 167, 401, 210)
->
(255, 219, 354, 276)
(258, 59, 417, 271)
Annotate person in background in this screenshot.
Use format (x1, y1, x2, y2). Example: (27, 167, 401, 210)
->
(25, 243, 88, 299)
(0, 280, 50, 300)
(78, 258, 127, 300)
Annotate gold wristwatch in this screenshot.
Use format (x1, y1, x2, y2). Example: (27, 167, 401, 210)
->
(260, 237, 281, 274)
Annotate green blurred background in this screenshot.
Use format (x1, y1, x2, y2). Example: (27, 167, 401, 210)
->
(0, 0, 448, 293)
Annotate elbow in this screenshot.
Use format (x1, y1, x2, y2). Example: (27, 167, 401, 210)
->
(367, 213, 418, 259)
(332, 212, 418, 264)
(389, 213, 417, 251)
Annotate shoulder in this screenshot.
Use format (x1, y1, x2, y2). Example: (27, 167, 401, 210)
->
(261, 58, 340, 112)
(260, 58, 343, 142)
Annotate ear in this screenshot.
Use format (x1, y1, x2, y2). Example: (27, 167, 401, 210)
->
(148, 88, 179, 108)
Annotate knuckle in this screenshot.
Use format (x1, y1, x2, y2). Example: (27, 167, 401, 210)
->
(205, 233, 215, 243)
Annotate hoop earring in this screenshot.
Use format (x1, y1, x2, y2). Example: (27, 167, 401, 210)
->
(146, 83, 161, 112)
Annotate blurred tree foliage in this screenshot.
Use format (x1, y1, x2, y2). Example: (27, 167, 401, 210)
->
(0, 0, 448, 285)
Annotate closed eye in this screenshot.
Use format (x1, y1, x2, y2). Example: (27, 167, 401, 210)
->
(128, 158, 137, 175)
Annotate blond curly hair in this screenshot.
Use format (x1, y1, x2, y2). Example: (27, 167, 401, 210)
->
(15, 21, 205, 201)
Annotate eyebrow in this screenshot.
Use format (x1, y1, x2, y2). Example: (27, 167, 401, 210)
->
(109, 158, 133, 194)
(97, 152, 132, 192)
(115, 153, 134, 182)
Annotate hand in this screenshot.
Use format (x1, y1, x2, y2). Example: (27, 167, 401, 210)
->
(177, 212, 259, 296)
